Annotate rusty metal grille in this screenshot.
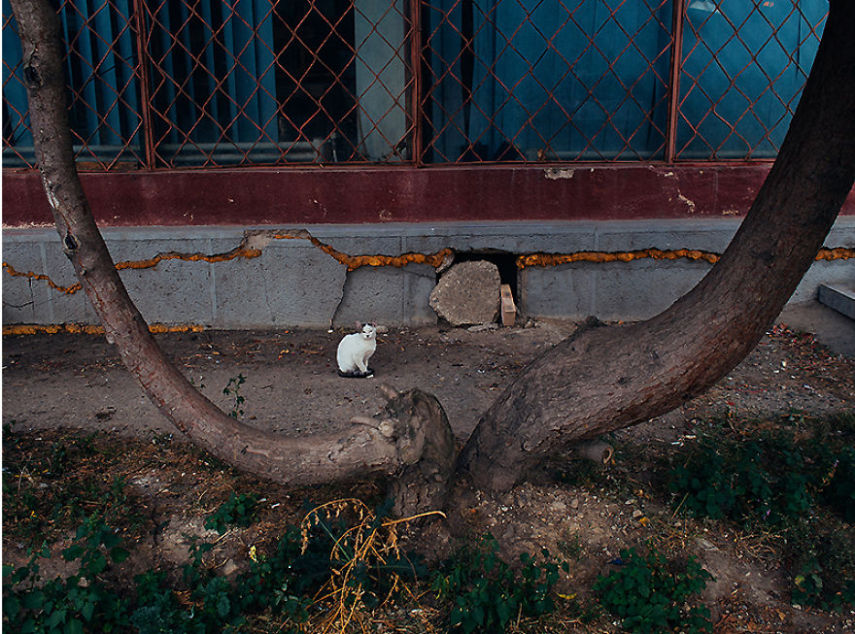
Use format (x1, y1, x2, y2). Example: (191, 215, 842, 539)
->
(420, 0, 674, 163)
(142, 0, 414, 167)
(2, 0, 828, 170)
(675, 0, 826, 160)
(3, 0, 145, 169)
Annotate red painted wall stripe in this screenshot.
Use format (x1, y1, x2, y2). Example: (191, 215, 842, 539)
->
(3, 165, 853, 227)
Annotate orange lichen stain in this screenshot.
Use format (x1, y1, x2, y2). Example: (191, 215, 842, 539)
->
(323, 248, 455, 271)
(2, 262, 82, 294)
(147, 324, 205, 334)
(816, 247, 855, 261)
(272, 231, 453, 271)
(516, 248, 721, 269)
(2, 246, 262, 296)
(114, 246, 262, 271)
(3, 323, 204, 336)
(518, 246, 855, 269)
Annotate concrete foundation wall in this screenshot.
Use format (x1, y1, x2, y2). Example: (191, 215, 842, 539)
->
(3, 219, 854, 329)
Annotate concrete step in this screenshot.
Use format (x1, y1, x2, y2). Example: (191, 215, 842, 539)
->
(818, 284, 855, 321)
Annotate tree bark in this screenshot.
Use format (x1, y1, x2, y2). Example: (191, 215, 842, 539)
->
(455, 0, 855, 493)
(9, 0, 454, 508)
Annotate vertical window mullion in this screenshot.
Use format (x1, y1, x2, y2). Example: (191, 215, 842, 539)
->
(665, 0, 685, 163)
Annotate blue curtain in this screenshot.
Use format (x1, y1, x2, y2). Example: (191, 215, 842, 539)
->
(149, 0, 278, 164)
(2, 0, 141, 165)
(2, 0, 32, 157)
(426, 0, 673, 162)
(678, 0, 826, 159)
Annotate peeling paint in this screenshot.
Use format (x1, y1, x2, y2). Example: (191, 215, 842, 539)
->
(244, 233, 273, 251)
(45, 190, 61, 212)
(676, 193, 697, 214)
(40, 173, 62, 214)
(3, 323, 204, 335)
(544, 168, 575, 180)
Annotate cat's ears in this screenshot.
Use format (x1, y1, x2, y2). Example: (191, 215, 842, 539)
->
(355, 321, 377, 329)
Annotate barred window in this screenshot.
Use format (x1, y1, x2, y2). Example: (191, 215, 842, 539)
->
(1, 0, 828, 170)
(677, 0, 825, 159)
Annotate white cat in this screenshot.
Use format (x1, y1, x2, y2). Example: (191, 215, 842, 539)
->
(336, 322, 377, 378)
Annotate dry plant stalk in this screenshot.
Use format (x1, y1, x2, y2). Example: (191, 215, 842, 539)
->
(299, 499, 445, 634)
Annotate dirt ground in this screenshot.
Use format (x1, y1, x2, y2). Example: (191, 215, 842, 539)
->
(3, 302, 854, 632)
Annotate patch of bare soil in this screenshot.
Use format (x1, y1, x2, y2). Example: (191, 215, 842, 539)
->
(3, 318, 854, 632)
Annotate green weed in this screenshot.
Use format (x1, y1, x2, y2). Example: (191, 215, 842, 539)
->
(786, 519, 855, 610)
(818, 446, 855, 523)
(594, 546, 712, 634)
(668, 418, 855, 611)
(223, 374, 246, 419)
(3, 438, 144, 547)
(3, 517, 312, 634)
(431, 533, 567, 633)
(668, 423, 854, 527)
(669, 432, 815, 525)
(203, 492, 259, 534)
(3, 516, 132, 633)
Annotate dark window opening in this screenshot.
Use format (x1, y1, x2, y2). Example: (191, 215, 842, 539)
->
(274, 0, 357, 157)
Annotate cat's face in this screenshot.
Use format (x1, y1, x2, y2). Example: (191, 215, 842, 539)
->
(360, 323, 377, 340)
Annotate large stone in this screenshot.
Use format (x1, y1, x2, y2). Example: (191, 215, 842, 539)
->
(429, 260, 500, 326)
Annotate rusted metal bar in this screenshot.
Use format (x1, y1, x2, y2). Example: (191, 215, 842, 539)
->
(131, 0, 156, 169)
(410, 0, 424, 166)
(665, 0, 685, 164)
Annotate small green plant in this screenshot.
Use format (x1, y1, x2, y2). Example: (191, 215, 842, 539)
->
(819, 447, 855, 523)
(670, 432, 816, 526)
(594, 546, 713, 634)
(431, 533, 567, 633)
(129, 570, 192, 634)
(204, 491, 259, 534)
(557, 530, 584, 561)
(132, 531, 312, 633)
(786, 519, 855, 610)
(3, 516, 131, 633)
(669, 418, 855, 614)
(222, 373, 246, 419)
(3, 435, 144, 547)
(671, 416, 855, 528)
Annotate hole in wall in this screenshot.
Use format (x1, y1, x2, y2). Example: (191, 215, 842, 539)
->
(443, 250, 519, 299)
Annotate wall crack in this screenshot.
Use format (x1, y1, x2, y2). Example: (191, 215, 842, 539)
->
(4, 323, 204, 335)
(3, 226, 853, 297)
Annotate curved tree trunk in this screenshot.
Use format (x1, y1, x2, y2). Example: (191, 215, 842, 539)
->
(9, 0, 455, 515)
(455, 0, 855, 493)
(10, 0, 854, 515)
